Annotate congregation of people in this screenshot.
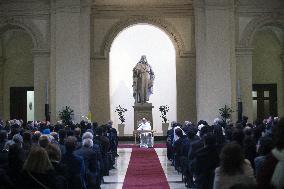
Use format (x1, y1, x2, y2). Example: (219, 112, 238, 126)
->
(0, 119, 119, 189)
(167, 116, 284, 189)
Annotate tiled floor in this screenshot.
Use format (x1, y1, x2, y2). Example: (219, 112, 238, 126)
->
(101, 148, 186, 189)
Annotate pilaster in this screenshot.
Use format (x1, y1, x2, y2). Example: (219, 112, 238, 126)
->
(0, 57, 5, 119)
(51, 0, 91, 122)
(91, 56, 110, 124)
(194, 0, 237, 123)
(32, 49, 50, 121)
(236, 47, 253, 121)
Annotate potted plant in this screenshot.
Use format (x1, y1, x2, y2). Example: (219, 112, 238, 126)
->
(159, 105, 169, 136)
(219, 105, 233, 123)
(115, 105, 127, 136)
(59, 106, 74, 125)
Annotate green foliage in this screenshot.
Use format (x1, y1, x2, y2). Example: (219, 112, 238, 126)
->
(115, 105, 127, 124)
(219, 105, 233, 121)
(59, 106, 74, 125)
(159, 105, 169, 123)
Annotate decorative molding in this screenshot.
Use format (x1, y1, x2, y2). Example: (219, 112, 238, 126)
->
(238, 14, 284, 48)
(100, 16, 186, 58)
(0, 16, 47, 49)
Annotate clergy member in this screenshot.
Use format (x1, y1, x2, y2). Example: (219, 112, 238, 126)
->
(137, 118, 153, 148)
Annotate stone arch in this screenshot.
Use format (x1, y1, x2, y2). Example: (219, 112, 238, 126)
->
(239, 14, 284, 48)
(100, 16, 186, 58)
(0, 17, 46, 49)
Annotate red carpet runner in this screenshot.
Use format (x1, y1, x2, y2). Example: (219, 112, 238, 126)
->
(122, 148, 170, 189)
(118, 143, 166, 148)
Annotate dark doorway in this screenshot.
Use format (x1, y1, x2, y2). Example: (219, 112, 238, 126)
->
(252, 84, 277, 121)
(10, 87, 34, 123)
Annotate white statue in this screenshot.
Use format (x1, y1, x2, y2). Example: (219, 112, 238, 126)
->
(133, 55, 155, 103)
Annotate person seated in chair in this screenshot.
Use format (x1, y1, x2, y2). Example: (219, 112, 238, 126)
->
(137, 118, 153, 148)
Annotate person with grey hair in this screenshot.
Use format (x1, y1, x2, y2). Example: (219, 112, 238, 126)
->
(75, 138, 101, 188)
(213, 118, 222, 126)
(82, 138, 93, 148)
(7, 134, 26, 184)
(82, 132, 93, 140)
(4, 134, 23, 151)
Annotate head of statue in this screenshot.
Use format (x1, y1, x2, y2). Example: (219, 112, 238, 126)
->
(140, 55, 147, 64)
(142, 118, 147, 123)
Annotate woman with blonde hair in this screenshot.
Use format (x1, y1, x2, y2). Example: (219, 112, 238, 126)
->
(21, 146, 65, 189)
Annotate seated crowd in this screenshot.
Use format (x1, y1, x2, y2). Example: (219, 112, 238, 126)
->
(0, 119, 119, 189)
(167, 116, 284, 189)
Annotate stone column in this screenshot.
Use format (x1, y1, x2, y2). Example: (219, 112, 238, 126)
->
(51, 0, 91, 122)
(32, 49, 50, 121)
(194, 0, 236, 124)
(0, 57, 5, 119)
(236, 47, 253, 122)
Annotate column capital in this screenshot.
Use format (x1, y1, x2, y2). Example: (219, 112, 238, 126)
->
(236, 47, 254, 56)
(32, 49, 50, 57)
(281, 53, 284, 63)
(194, 0, 235, 9)
(0, 57, 6, 66)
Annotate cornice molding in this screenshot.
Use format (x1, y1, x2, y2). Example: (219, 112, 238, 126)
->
(92, 3, 193, 17)
(0, 0, 50, 16)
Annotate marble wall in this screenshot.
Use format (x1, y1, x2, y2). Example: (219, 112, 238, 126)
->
(0, 0, 283, 125)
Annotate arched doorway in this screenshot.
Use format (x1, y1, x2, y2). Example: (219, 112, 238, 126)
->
(252, 26, 284, 121)
(109, 24, 176, 135)
(0, 28, 34, 122)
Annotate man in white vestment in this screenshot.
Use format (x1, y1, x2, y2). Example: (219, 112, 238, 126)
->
(137, 118, 153, 148)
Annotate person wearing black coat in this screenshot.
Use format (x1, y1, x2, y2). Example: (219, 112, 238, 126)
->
(191, 133, 219, 189)
(74, 138, 101, 189)
(61, 136, 87, 189)
(173, 128, 190, 171)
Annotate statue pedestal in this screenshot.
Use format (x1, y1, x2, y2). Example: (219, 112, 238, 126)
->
(118, 124, 125, 136)
(133, 103, 154, 130)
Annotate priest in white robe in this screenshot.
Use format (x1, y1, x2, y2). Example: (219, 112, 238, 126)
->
(137, 118, 153, 148)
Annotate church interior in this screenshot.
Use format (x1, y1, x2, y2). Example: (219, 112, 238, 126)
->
(0, 0, 284, 188)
